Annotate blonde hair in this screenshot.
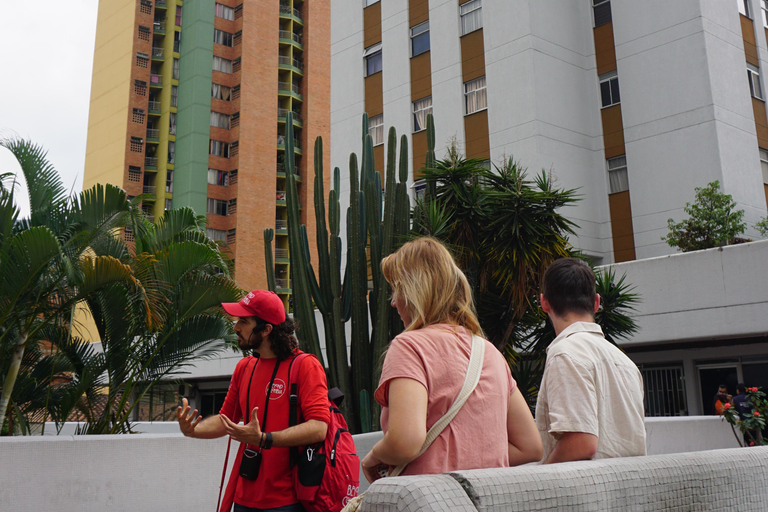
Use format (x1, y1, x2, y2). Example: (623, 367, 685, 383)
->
(381, 237, 484, 336)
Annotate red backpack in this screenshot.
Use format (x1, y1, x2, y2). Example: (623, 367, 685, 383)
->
(288, 353, 360, 512)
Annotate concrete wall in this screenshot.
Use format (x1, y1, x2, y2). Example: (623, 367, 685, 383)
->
(609, 239, 768, 346)
(6, 415, 739, 510)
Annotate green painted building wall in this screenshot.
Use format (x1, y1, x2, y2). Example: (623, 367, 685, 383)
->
(173, 0, 215, 216)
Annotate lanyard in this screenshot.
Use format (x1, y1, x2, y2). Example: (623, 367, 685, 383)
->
(244, 357, 281, 449)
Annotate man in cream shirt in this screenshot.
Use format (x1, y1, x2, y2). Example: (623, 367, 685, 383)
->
(535, 258, 646, 463)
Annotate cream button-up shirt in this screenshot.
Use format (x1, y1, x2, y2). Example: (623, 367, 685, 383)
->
(535, 322, 647, 461)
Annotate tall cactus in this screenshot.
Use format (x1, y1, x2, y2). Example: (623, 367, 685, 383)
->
(425, 114, 437, 199)
(265, 113, 413, 432)
(283, 113, 324, 364)
(264, 228, 276, 292)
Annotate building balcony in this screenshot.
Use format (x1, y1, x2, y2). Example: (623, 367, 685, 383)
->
(276, 135, 302, 151)
(153, 20, 166, 35)
(148, 100, 161, 114)
(155, 0, 167, 9)
(274, 248, 289, 259)
(277, 108, 302, 126)
(277, 81, 302, 99)
(278, 56, 304, 73)
(146, 129, 160, 142)
(152, 47, 164, 60)
(150, 74, 163, 88)
(145, 157, 158, 169)
(275, 278, 292, 290)
(279, 4, 303, 23)
(143, 185, 157, 195)
(278, 30, 303, 48)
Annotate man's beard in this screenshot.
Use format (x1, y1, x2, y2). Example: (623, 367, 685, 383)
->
(238, 332, 265, 352)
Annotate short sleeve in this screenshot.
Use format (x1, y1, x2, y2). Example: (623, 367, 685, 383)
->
(507, 364, 518, 394)
(298, 356, 331, 425)
(219, 357, 251, 422)
(374, 336, 428, 408)
(543, 354, 598, 436)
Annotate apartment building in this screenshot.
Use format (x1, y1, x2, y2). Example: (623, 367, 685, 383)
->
(83, 0, 330, 308)
(331, 0, 768, 264)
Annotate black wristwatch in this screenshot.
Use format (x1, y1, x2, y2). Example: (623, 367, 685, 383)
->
(263, 432, 273, 449)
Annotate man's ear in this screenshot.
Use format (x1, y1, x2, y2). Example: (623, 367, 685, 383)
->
(540, 293, 551, 314)
(594, 293, 601, 313)
(261, 323, 273, 338)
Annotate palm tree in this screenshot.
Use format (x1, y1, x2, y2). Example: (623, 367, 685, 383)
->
(1, 137, 242, 434)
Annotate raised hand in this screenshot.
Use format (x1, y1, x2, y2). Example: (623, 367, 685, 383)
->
(221, 406, 263, 446)
(177, 397, 202, 437)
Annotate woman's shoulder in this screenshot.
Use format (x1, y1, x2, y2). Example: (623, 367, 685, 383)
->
(393, 323, 463, 346)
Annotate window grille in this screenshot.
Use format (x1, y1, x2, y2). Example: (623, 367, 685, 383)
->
(641, 365, 688, 417)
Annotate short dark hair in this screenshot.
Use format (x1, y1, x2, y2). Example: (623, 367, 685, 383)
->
(737, 383, 746, 393)
(541, 258, 596, 317)
(249, 316, 298, 361)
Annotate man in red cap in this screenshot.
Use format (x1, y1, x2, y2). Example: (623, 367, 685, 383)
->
(177, 290, 330, 512)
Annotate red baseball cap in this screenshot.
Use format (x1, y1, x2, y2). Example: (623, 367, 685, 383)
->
(221, 290, 286, 325)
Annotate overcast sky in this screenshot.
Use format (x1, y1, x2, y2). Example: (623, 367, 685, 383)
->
(0, 0, 99, 217)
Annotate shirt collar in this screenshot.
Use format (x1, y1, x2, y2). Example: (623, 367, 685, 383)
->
(546, 321, 604, 353)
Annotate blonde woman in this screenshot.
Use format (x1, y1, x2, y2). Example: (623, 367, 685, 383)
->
(361, 237, 542, 483)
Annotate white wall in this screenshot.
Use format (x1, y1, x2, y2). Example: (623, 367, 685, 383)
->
(2, 415, 740, 510)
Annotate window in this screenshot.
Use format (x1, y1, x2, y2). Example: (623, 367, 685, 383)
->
(460, 0, 482, 35)
(215, 3, 235, 20)
(166, 170, 173, 192)
(229, 140, 239, 157)
(174, 31, 181, 53)
(607, 155, 628, 194)
(413, 179, 427, 201)
(138, 25, 151, 41)
(169, 112, 176, 135)
(364, 43, 382, 77)
(136, 52, 149, 68)
(134, 80, 147, 96)
(228, 198, 237, 214)
(165, 198, 172, 211)
(464, 76, 487, 114)
(213, 56, 233, 74)
(207, 198, 229, 216)
(411, 21, 430, 57)
(210, 111, 231, 129)
(232, 85, 241, 100)
(748, 63, 763, 100)
(233, 57, 242, 73)
(234, 30, 242, 46)
(599, 71, 620, 108)
(593, 0, 612, 27)
(212, 83, 232, 100)
(171, 85, 178, 107)
(128, 166, 142, 183)
(175, 5, 182, 26)
(368, 115, 384, 146)
(739, 0, 752, 18)
(140, 0, 152, 15)
(207, 228, 228, 242)
(214, 29, 233, 47)
(640, 365, 688, 417)
(234, 3, 243, 19)
(227, 229, 236, 245)
(231, 112, 240, 128)
(209, 140, 229, 157)
(167, 141, 175, 164)
(208, 168, 230, 186)
(229, 169, 238, 184)
(130, 137, 143, 152)
(413, 97, 432, 132)
(132, 108, 145, 124)
(760, 148, 768, 184)
(762, 0, 768, 27)
(172, 58, 180, 80)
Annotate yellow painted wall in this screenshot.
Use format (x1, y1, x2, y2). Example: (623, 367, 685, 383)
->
(83, 0, 137, 191)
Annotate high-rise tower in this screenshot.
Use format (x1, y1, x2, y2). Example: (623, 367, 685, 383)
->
(83, 0, 330, 304)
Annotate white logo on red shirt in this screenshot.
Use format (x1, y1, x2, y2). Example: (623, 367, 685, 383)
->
(266, 378, 286, 400)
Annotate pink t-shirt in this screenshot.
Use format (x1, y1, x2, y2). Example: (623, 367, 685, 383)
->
(374, 323, 516, 475)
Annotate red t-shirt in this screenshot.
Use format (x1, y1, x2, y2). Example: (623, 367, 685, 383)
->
(219, 351, 329, 510)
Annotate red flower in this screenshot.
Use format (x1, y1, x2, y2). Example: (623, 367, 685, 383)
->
(723, 403, 731, 410)
(751, 387, 759, 393)
(754, 411, 760, 417)
(750, 441, 755, 446)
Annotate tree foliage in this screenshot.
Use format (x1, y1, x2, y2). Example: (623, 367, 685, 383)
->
(1, 136, 240, 435)
(756, 216, 768, 238)
(663, 180, 746, 252)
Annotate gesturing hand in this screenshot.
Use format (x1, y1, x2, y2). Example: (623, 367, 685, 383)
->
(177, 398, 202, 437)
(221, 406, 263, 446)
(361, 451, 387, 483)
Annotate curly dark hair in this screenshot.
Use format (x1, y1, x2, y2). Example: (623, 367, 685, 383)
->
(248, 316, 298, 360)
